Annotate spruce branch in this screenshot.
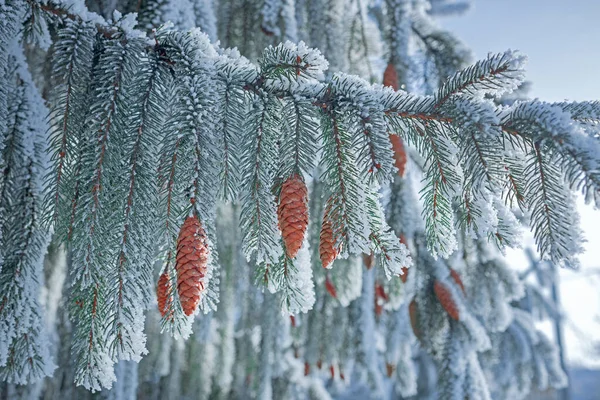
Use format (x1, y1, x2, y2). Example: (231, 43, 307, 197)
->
(320, 94, 370, 257)
(44, 19, 96, 238)
(436, 50, 526, 105)
(239, 96, 282, 264)
(0, 50, 53, 384)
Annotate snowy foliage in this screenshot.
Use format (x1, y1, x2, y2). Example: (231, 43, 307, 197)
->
(0, 0, 593, 398)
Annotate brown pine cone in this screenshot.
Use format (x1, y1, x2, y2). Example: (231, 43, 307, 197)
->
(277, 174, 308, 258)
(450, 268, 466, 294)
(157, 270, 172, 317)
(319, 205, 338, 268)
(389, 134, 407, 177)
(399, 266, 409, 283)
(386, 363, 396, 378)
(176, 216, 209, 316)
(434, 281, 459, 321)
(383, 62, 399, 90)
(363, 252, 375, 269)
(325, 275, 337, 299)
(409, 299, 421, 340)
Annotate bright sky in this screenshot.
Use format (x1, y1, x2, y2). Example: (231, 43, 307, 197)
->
(441, 0, 600, 368)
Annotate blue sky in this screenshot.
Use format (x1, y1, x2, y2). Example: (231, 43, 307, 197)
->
(441, 0, 600, 102)
(441, 0, 600, 368)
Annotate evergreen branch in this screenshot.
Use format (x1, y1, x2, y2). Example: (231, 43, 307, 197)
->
(503, 163, 527, 211)
(277, 94, 320, 180)
(332, 74, 395, 184)
(320, 97, 370, 256)
(240, 97, 282, 263)
(259, 41, 328, 85)
(218, 83, 239, 200)
(266, 240, 315, 314)
(72, 37, 128, 287)
(502, 100, 600, 207)
(417, 122, 462, 257)
(44, 20, 96, 238)
(0, 54, 55, 384)
(441, 97, 504, 193)
(366, 191, 411, 278)
(553, 100, 600, 122)
(436, 50, 526, 105)
(527, 143, 582, 268)
(108, 55, 163, 362)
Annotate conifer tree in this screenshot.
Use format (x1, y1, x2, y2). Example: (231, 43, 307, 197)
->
(0, 0, 598, 398)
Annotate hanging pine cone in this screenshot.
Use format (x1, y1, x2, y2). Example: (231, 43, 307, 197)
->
(386, 363, 396, 378)
(399, 266, 409, 283)
(156, 270, 172, 317)
(176, 216, 209, 316)
(375, 282, 389, 302)
(277, 174, 308, 258)
(325, 275, 337, 299)
(363, 252, 375, 269)
(389, 134, 407, 177)
(450, 268, 466, 294)
(319, 205, 338, 268)
(383, 62, 399, 90)
(409, 299, 421, 340)
(434, 281, 460, 320)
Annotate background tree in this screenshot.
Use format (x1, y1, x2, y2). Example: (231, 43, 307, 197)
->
(0, 0, 598, 399)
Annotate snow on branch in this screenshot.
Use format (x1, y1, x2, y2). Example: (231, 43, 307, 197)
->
(436, 50, 526, 104)
(504, 101, 600, 207)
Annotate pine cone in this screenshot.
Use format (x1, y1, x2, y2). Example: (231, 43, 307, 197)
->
(156, 271, 172, 317)
(386, 363, 396, 378)
(375, 282, 389, 301)
(325, 275, 337, 299)
(399, 266, 409, 283)
(450, 268, 465, 294)
(383, 62, 399, 90)
(277, 174, 308, 258)
(409, 299, 421, 340)
(176, 216, 209, 316)
(434, 281, 459, 320)
(363, 252, 375, 269)
(389, 134, 407, 177)
(319, 205, 338, 268)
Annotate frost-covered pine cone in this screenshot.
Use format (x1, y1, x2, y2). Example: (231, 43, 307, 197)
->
(434, 281, 460, 320)
(176, 216, 209, 316)
(156, 271, 172, 317)
(277, 174, 308, 258)
(319, 206, 338, 269)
